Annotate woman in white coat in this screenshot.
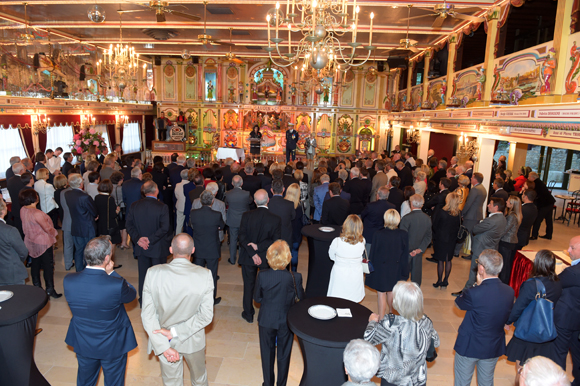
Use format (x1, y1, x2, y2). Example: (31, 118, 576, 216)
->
(327, 214, 366, 303)
(34, 168, 59, 228)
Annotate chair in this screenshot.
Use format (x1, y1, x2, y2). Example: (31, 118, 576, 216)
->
(564, 190, 580, 226)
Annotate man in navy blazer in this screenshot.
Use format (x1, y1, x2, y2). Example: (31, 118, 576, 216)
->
(453, 249, 514, 386)
(122, 167, 144, 221)
(553, 236, 580, 385)
(64, 236, 137, 386)
(65, 173, 98, 271)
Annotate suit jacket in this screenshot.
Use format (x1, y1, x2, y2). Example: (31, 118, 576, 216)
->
(59, 187, 73, 232)
(5, 166, 14, 180)
(34, 162, 54, 184)
(424, 189, 450, 216)
(188, 186, 205, 204)
(100, 166, 115, 181)
(257, 173, 272, 189)
(462, 184, 487, 231)
(65, 188, 97, 238)
(517, 203, 538, 247)
(225, 187, 252, 228)
(343, 178, 372, 215)
(0, 221, 28, 285)
(554, 263, 580, 330)
(7, 175, 25, 220)
(491, 188, 509, 202)
(242, 174, 262, 198)
(126, 197, 171, 258)
(268, 195, 296, 246)
(399, 210, 432, 255)
(122, 178, 144, 218)
(321, 196, 350, 226)
(238, 208, 281, 269)
(454, 278, 514, 359)
(285, 130, 299, 150)
(430, 169, 446, 186)
(449, 177, 459, 192)
(370, 171, 389, 202)
(324, 190, 351, 202)
(141, 258, 214, 355)
(397, 165, 414, 189)
(221, 166, 236, 191)
(360, 200, 396, 242)
(192, 198, 226, 241)
(471, 213, 507, 258)
(64, 268, 137, 359)
(189, 206, 225, 260)
(313, 182, 330, 221)
(254, 269, 304, 329)
(168, 165, 186, 189)
(534, 178, 556, 208)
(62, 161, 73, 177)
(387, 187, 405, 212)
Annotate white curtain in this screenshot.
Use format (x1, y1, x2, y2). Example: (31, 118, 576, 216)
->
(94, 124, 111, 152)
(46, 124, 73, 153)
(0, 127, 28, 179)
(122, 122, 141, 154)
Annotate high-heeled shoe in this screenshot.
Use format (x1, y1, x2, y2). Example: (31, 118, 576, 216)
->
(433, 281, 443, 288)
(440, 280, 449, 289)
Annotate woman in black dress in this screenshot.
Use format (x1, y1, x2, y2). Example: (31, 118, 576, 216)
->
(505, 250, 562, 385)
(53, 174, 68, 228)
(365, 209, 409, 320)
(151, 161, 167, 201)
(249, 125, 262, 158)
(95, 179, 122, 245)
(432, 192, 462, 289)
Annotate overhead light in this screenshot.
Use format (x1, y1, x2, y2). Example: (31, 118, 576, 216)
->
(144, 43, 155, 49)
(87, 5, 106, 23)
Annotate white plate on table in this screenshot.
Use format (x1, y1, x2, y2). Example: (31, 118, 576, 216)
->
(319, 227, 335, 233)
(0, 291, 14, 303)
(308, 305, 337, 320)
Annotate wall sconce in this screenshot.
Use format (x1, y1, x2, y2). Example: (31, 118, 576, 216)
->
(33, 114, 50, 135)
(115, 114, 128, 128)
(457, 132, 479, 161)
(406, 125, 420, 144)
(82, 113, 96, 129)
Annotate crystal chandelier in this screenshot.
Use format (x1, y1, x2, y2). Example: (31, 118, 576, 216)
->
(264, 0, 376, 75)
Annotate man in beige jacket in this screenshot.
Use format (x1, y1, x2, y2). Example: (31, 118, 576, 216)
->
(141, 233, 214, 386)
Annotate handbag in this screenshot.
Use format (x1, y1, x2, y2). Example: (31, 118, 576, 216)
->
(514, 279, 557, 343)
(290, 271, 300, 304)
(301, 202, 311, 226)
(426, 336, 438, 362)
(456, 211, 469, 244)
(362, 248, 374, 274)
(115, 187, 126, 222)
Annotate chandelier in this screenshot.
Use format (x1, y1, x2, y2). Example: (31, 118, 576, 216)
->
(264, 0, 376, 76)
(406, 125, 420, 144)
(457, 132, 479, 161)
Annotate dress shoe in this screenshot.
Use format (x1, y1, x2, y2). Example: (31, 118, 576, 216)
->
(441, 280, 449, 288)
(433, 281, 443, 288)
(426, 257, 437, 263)
(228, 259, 236, 265)
(46, 289, 62, 299)
(214, 297, 222, 305)
(461, 255, 472, 260)
(35, 328, 43, 336)
(113, 264, 122, 269)
(217, 275, 220, 280)
(241, 312, 253, 323)
(451, 290, 463, 297)
(539, 235, 552, 240)
(530, 236, 538, 240)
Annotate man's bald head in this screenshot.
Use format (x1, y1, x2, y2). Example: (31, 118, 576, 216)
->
(254, 189, 269, 206)
(568, 236, 580, 261)
(170, 233, 195, 258)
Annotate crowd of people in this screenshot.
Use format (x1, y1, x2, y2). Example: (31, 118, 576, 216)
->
(0, 145, 577, 386)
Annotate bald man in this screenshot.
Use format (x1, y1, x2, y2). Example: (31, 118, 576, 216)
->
(141, 234, 214, 386)
(238, 189, 281, 323)
(552, 236, 580, 384)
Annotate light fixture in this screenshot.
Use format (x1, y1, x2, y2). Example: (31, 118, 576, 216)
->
(82, 113, 96, 129)
(406, 125, 420, 144)
(264, 0, 376, 76)
(457, 132, 479, 161)
(33, 114, 50, 135)
(87, 4, 106, 23)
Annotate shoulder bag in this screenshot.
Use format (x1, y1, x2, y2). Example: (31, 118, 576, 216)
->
(514, 279, 557, 343)
(362, 247, 374, 274)
(456, 210, 469, 244)
(289, 271, 300, 304)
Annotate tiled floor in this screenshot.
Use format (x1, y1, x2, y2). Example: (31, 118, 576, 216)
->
(34, 218, 576, 386)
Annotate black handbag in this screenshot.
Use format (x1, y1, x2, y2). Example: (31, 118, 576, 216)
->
(114, 187, 126, 222)
(426, 337, 438, 362)
(456, 211, 469, 244)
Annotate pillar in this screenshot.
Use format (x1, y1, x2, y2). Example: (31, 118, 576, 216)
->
(392, 122, 402, 149)
(507, 142, 528, 172)
(418, 130, 431, 161)
(482, 8, 500, 102)
(393, 69, 401, 107)
(422, 52, 431, 104)
(406, 60, 414, 105)
(551, 0, 575, 97)
(445, 34, 458, 103)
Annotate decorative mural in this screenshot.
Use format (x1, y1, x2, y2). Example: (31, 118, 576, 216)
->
(184, 63, 197, 101)
(363, 70, 377, 107)
(202, 109, 218, 148)
(295, 113, 312, 151)
(186, 110, 198, 146)
(248, 62, 286, 105)
(163, 61, 176, 100)
(356, 117, 376, 153)
(564, 31, 580, 94)
(455, 66, 482, 106)
(226, 64, 239, 103)
(341, 69, 355, 106)
(411, 85, 422, 110)
(316, 114, 334, 154)
(336, 114, 353, 154)
(427, 78, 447, 108)
(222, 109, 239, 130)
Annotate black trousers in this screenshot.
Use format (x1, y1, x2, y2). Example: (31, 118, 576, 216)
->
(158, 129, 167, 141)
(553, 324, 580, 384)
(31, 247, 54, 289)
(194, 257, 219, 300)
(259, 324, 294, 386)
(498, 240, 517, 285)
(241, 264, 259, 319)
(532, 205, 553, 238)
(138, 255, 165, 302)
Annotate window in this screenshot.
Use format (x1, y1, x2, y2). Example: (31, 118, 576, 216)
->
(46, 124, 73, 154)
(0, 127, 28, 179)
(493, 141, 510, 164)
(121, 122, 141, 154)
(94, 124, 111, 152)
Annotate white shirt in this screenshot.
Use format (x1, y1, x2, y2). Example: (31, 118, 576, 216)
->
(174, 179, 190, 212)
(34, 179, 58, 213)
(47, 156, 62, 174)
(386, 169, 398, 182)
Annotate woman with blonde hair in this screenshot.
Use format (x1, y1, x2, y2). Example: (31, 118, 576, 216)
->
(327, 214, 367, 302)
(456, 175, 470, 210)
(34, 168, 59, 228)
(432, 192, 462, 288)
(285, 183, 304, 271)
(254, 240, 304, 386)
(365, 209, 409, 318)
(413, 170, 427, 196)
(499, 195, 522, 283)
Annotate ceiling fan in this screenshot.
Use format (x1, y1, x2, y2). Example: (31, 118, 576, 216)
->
(382, 5, 419, 56)
(224, 28, 243, 64)
(401, 1, 485, 29)
(119, 1, 200, 23)
(196, 2, 234, 49)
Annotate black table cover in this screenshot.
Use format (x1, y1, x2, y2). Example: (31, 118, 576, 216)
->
(287, 296, 372, 386)
(301, 224, 342, 298)
(0, 285, 49, 386)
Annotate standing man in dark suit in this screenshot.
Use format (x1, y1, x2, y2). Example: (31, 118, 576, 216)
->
(0, 198, 28, 285)
(491, 178, 509, 201)
(65, 173, 98, 272)
(62, 152, 74, 177)
(399, 194, 432, 286)
(238, 189, 281, 323)
(190, 190, 225, 305)
(285, 123, 299, 163)
(7, 162, 26, 236)
(256, 163, 272, 189)
(454, 197, 507, 297)
(122, 167, 144, 223)
(164, 153, 179, 177)
(387, 176, 405, 212)
(343, 167, 372, 215)
(552, 236, 580, 385)
(463, 161, 474, 181)
(430, 160, 447, 186)
(457, 173, 487, 260)
(321, 182, 350, 226)
(225, 175, 253, 265)
(126, 181, 171, 303)
(64, 236, 137, 386)
(453, 249, 514, 386)
(529, 171, 556, 240)
(5, 156, 20, 180)
(424, 177, 451, 216)
(361, 187, 395, 254)
(516, 190, 538, 250)
(221, 158, 236, 190)
(241, 162, 262, 199)
(168, 155, 187, 190)
(60, 182, 75, 271)
(395, 160, 414, 189)
(447, 167, 459, 192)
(268, 179, 295, 247)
